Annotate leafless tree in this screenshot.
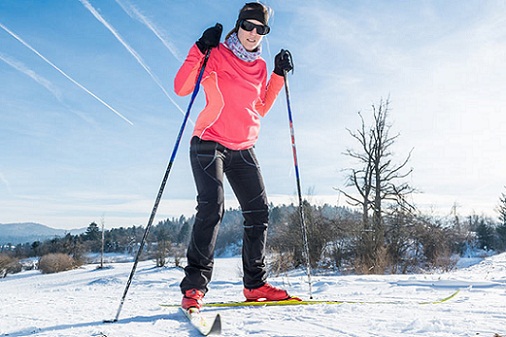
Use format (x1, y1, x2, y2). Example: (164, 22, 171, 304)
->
(340, 98, 415, 273)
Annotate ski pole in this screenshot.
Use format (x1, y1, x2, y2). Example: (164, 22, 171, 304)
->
(105, 24, 221, 323)
(281, 50, 313, 299)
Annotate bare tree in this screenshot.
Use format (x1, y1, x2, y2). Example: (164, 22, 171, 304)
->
(340, 98, 415, 273)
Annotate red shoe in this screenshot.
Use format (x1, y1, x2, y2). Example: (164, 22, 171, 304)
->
(243, 283, 291, 302)
(181, 289, 205, 310)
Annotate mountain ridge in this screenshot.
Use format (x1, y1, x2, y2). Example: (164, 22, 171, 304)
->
(0, 222, 85, 245)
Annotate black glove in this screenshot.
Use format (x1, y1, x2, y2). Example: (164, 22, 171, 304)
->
(196, 23, 223, 53)
(274, 49, 293, 76)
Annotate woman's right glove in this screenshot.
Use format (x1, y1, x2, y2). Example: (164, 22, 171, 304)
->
(196, 23, 223, 53)
(274, 49, 293, 76)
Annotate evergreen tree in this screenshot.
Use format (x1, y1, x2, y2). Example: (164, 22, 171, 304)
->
(83, 222, 101, 241)
(476, 219, 495, 250)
(82, 222, 101, 252)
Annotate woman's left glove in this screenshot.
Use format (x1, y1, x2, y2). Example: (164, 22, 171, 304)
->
(274, 49, 293, 76)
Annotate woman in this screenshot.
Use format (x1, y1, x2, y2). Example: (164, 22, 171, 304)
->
(174, 2, 294, 311)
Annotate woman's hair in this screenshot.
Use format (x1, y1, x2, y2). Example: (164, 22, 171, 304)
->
(225, 2, 271, 39)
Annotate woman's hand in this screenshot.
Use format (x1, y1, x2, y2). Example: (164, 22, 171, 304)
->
(196, 23, 223, 53)
(274, 49, 293, 75)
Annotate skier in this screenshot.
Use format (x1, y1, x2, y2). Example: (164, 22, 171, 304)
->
(174, 2, 295, 311)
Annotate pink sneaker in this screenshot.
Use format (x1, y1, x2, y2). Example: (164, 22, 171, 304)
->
(181, 289, 205, 310)
(243, 283, 291, 302)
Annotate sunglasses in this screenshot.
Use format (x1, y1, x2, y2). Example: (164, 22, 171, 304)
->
(239, 20, 270, 35)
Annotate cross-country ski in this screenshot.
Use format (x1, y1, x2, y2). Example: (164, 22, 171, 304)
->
(161, 289, 460, 308)
(180, 308, 221, 336)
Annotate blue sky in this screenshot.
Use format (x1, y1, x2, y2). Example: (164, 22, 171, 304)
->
(1, 0, 505, 230)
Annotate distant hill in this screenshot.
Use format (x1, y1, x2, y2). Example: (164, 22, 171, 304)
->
(0, 222, 85, 245)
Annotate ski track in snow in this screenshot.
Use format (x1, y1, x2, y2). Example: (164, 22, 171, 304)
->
(1, 255, 506, 336)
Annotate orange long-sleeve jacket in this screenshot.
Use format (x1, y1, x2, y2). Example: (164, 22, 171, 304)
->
(174, 43, 284, 150)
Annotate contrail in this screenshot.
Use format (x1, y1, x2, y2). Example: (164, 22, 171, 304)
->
(0, 52, 63, 102)
(115, 0, 183, 62)
(79, 0, 187, 120)
(0, 52, 103, 125)
(0, 22, 134, 126)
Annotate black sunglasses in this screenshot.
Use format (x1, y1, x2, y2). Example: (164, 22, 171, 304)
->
(239, 20, 270, 35)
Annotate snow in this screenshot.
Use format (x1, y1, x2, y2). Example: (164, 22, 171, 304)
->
(1, 254, 505, 336)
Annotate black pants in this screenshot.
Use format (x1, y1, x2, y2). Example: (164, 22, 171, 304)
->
(180, 137, 269, 294)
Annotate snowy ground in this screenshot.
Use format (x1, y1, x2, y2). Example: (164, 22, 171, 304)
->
(1, 253, 505, 337)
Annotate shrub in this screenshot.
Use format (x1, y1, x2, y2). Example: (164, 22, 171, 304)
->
(268, 250, 297, 276)
(0, 254, 22, 278)
(38, 253, 76, 274)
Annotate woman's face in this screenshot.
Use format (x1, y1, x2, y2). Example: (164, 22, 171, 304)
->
(237, 19, 264, 52)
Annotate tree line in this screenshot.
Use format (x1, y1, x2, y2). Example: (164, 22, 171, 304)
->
(2, 201, 506, 277)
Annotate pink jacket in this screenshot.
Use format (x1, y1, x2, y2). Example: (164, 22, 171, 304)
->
(174, 43, 284, 150)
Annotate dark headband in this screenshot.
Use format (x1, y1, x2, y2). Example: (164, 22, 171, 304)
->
(238, 9, 268, 26)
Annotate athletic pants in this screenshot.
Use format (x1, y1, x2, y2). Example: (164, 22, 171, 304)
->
(180, 136, 269, 293)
